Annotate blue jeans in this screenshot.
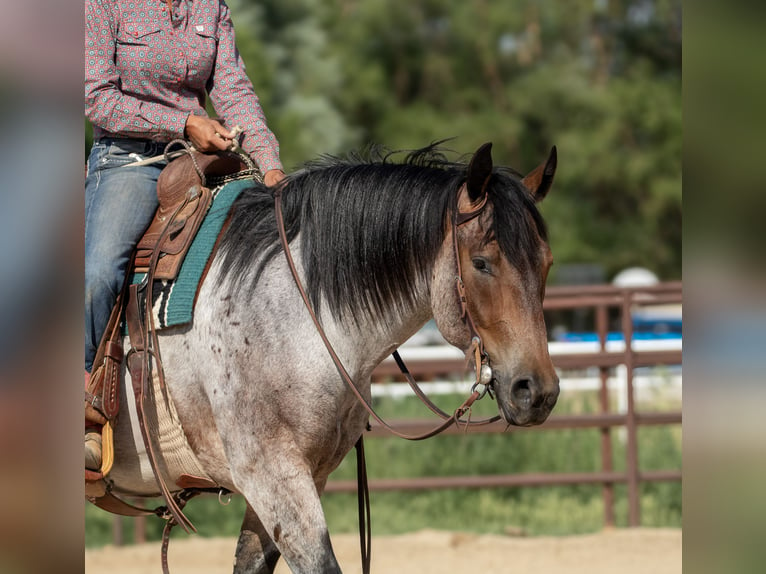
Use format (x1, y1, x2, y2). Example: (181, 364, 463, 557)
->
(84, 138, 168, 372)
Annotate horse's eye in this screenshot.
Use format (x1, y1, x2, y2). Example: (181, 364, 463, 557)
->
(472, 257, 491, 274)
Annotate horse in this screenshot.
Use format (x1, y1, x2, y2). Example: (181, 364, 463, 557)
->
(106, 141, 560, 573)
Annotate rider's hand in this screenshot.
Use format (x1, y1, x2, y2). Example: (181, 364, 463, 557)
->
(264, 169, 286, 187)
(184, 114, 235, 152)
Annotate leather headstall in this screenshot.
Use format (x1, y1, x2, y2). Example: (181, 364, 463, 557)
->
(451, 182, 495, 397)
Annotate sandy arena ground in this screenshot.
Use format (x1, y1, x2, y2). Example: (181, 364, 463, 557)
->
(85, 528, 681, 573)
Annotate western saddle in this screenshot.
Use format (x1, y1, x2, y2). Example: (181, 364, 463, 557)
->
(84, 142, 257, 534)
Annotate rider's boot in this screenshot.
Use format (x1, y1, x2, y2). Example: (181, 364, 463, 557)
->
(84, 369, 106, 472)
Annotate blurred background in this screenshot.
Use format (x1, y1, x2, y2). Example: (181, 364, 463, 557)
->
(82, 0, 684, 565)
(84, 0, 683, 288)
(7, 0, 766, 572)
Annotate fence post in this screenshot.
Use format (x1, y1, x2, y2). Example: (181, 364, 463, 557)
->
(621, 290, 640, 526)
(596, 304, 615, 527)
(135, 514, 146, 544)
(113, 515, 123, 546)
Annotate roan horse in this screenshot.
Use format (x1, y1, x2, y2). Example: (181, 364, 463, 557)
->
(106, 141, 560, 573)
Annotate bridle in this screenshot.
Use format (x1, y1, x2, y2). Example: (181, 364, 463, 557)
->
(273, 180, 501, 440)
(452, 182, 495, 398)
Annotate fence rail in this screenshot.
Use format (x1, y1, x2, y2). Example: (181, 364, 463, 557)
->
(328, 281, 682, 528)
(111, 282, 681, 543)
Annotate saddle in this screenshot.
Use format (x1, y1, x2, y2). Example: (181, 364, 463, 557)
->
(85, 145, 256, 524)
(135, 146, 250, 279)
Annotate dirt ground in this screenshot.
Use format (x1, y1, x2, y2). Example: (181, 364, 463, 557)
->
(85, 527, 681, 573)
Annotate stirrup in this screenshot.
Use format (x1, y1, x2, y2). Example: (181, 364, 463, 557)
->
(84, 422, 114, 475)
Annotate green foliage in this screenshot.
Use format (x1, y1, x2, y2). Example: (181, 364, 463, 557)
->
(84, 0, 681, 279)
(245, 0, 681, 280)
(228, 0, 359, 168)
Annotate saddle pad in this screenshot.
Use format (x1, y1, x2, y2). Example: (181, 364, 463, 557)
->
(132, 177, 252, 329)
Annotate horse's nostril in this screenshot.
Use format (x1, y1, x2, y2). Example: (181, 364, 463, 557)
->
(510, 378, 533, 409)
(546, 384, 561, 407)
(510, 377, 546, 410)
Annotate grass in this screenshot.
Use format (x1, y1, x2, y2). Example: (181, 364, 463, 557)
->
(85, 385, 681, 547)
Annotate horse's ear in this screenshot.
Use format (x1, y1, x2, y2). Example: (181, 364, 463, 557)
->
(466, 142, 493, 202)
(521, 146, 557, 202)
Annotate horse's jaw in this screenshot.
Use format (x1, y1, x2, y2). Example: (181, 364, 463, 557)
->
(428, 246, 475, 351)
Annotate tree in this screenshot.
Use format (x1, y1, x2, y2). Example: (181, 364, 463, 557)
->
(85, 0, 682, 280)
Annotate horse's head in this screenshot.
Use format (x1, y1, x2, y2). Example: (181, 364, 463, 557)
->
(432, 143, 559, 427)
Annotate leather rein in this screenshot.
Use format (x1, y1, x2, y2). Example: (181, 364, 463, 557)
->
(274, 181, 503, 574)
(273, 181, 502, 442)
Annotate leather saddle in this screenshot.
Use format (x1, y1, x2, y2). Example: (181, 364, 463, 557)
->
(85, 147, 253, 502)
(134, 148, 250, 280)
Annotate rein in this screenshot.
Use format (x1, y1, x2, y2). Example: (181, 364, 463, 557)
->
(274, 180, 502, 574)
(273, 182, 500, 442)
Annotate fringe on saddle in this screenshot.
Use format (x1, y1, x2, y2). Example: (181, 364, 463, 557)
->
(84, 142, 260, 535)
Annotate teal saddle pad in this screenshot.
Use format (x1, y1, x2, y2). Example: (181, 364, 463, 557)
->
(132, 178, 253, 329)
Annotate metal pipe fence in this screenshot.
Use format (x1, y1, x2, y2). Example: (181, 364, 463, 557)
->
(112, 282, 681, 543)
(327, 281, 682, 528)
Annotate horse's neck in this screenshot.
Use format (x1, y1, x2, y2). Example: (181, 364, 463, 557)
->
(335, 305, 432, 376)
(348, 308, 430, 358)
(215, 228, 436, 379)
(315, 285, 433, 378)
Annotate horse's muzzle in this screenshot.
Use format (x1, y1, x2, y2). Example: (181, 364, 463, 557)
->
(495, 373, 560, 427)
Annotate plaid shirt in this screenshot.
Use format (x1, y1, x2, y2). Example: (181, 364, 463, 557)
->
(85, 0, 282, 172)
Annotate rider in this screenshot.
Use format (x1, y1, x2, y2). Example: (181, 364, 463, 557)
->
(85, 0, 286, 470)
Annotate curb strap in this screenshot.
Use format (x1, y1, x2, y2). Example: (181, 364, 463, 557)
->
(391, 349, 499, 425)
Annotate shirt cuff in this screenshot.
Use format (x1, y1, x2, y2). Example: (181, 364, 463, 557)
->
(246, 146, 283, 174)
(258, 157, 284, 174)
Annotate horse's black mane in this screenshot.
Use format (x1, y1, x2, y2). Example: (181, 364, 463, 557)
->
(218, 143, 548, 325)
